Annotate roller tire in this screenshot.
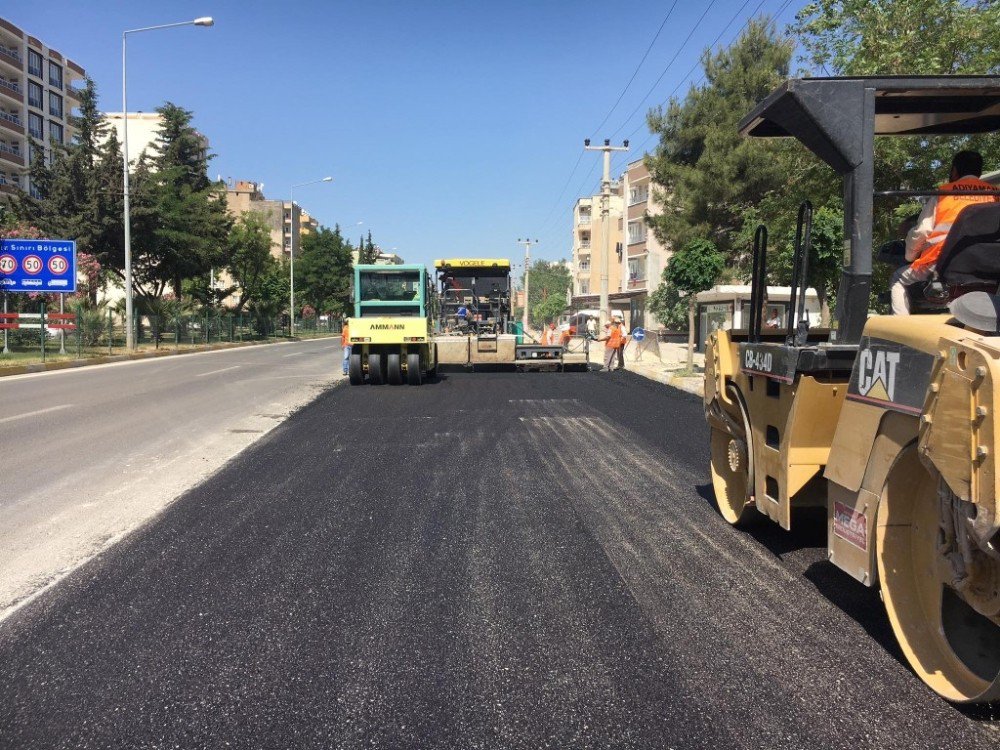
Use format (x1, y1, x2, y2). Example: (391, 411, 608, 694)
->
(368, 353, 385, 385)
(348, 352, 364, 385)
(708, 388, 756, 525)
(877, 449, 1000, 703)
(407, 352, 422, 385)
(387, 353, 403, 385)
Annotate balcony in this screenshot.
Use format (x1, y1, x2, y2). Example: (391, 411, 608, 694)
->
(67, 86, 82, 101)
(0, 77, 22, 103)
(0, 141, 24, 166)
(579, 241, 591, 250)
(0, 109, 22, 134)
(577, 214, 591, 225)
(0, 44, 21, 70)
(628, 277, 647, 291)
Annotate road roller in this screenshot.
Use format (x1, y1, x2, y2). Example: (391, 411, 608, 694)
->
(704, 76, 1000, 702)
(346, 264, 436, 385)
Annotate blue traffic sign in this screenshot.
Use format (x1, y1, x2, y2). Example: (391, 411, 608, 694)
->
(631, 327, 645, 342)
(0, 239, 76, 293)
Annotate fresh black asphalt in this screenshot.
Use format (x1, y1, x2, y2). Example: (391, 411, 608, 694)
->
(1, 370, 997, 749)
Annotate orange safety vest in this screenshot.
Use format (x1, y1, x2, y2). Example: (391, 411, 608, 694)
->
(910, 177, 1000, 272)
(341, 322, 350, 347)
(606, 325, 626, 349)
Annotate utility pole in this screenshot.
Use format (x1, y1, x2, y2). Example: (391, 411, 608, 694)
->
(584, 138, 629, 327)
(517, 238, 538, 333)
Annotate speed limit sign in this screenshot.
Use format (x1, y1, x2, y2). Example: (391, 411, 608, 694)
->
(22, 255, 42, 275)
(48, 255, 69, 275)
(0, 239, 77, 292)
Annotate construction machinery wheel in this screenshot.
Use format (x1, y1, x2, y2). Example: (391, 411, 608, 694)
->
(406, 352, 422, 385)
(387, 353, 403, 385)
(368, 353, 385, 385)
(877, 448, 1000, 702)
(709, 388, 756, 525)
(348, 352, 364, 385)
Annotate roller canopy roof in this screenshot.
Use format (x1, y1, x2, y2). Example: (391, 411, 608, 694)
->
(738, 76, 1000, 173)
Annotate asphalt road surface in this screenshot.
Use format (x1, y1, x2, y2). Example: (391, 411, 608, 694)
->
(1, 369, 997, 748)
(0, 338, 341, 614)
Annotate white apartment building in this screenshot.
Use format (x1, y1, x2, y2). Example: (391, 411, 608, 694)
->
(102, 112, 209, 166)
(621, 158, 672, 329)
(570, 186, 626, 319)
(0, 16, 86, 198)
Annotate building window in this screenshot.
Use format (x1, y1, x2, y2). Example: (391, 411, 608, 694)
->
(579, 259, 590, 272)
(48, 121, 63, 144)
(578, 210, 591, 224)
(28, 112, 43, 139)
(49, 92, 63, 118)
(627, 219, 647, 245)
(629, 185, 649, 206)
(48, 61, 63, 89)
(28, 81, 43, 110)
(628, 257, 646, 283)
(579, 280, 590, 295)
(27, 49, 43, 79)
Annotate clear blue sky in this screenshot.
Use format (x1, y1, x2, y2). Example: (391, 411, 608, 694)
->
(7, 0, 801, 268)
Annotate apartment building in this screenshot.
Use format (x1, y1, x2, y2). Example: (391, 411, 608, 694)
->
(620, 158, 672, 329)
(569, 186, 625, 319)
(102, 112, 209, 166)
(0, 16, 86, 198)
(225, 180, 320, 262)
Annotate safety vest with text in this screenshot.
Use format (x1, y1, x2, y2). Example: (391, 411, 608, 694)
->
(910, 177, 1000, 272)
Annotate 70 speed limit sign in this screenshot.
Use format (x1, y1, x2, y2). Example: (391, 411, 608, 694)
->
(0, 239, 76, 293)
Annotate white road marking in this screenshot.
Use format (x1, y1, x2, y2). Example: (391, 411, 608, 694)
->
(0, 404, 73, 424)
(282, 351, 305, 358)
(196, 365, 241, 377)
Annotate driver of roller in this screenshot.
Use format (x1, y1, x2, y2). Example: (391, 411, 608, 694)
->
(890, 150, 999, 315)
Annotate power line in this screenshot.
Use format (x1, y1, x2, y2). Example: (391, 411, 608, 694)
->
(625, 0, 793, 154)
(589, 0, 680, 138)
(608, 0, 721, 139)
(535, 149, 586, 234)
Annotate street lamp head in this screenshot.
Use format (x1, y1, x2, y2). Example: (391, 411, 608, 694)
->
(584, 138, 591, 147)
(193, 17, 214, 26)
(322, 176, 333, 182)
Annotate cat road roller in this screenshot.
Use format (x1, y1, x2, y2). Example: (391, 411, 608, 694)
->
(705, 76, 1000, 702)
(346, 264, 436, 385)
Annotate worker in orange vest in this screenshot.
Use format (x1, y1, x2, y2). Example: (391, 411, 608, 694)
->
(341, 317, 351, 375)
(541, 321, 560, 346)
(601, 319, 629, 371)
(891, 150, 1000, 314)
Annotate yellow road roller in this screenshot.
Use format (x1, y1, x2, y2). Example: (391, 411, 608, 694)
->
(347, 264, 436, 385)
(705, 76, 1000, 702)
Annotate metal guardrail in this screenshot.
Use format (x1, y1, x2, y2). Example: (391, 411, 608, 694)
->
(0, 78, 20, 93)
(0, 141, 21, 156)
(0, 46, 21, 64)
(0, 110, 21, 125)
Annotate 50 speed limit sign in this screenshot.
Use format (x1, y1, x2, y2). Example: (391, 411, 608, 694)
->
(22, 255, 43, 275)
(48, 255, 69, 275)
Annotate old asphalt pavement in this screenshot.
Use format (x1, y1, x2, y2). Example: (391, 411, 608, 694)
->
(1, 369, 997, 749)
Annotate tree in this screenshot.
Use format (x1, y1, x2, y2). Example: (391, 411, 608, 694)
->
(663, 238, 725, 371)
(227, 211, 276, 314)
(296, 225, 353, 317)
(522, 259, 571, 327)
(250, 260, 290, 335)
(647, 276, 687, 330)
(646, 19, 795, 261)
(795, 0, 1000, 297)
(358, 229, 380, 264)
(138, 103, 232, 299)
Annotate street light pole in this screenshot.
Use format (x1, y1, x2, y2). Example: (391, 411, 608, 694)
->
(122, 17, 214, 350)
(584, 138, 629, 328)
(517, 238, 537, 333)
(289, 177, 333, 336)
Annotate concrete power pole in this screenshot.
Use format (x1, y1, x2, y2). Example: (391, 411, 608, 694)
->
(584, 138, 629, 327)
(518, 238, 538, 333)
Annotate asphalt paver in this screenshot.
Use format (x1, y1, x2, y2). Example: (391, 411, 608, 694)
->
(1, 370, 997, 749)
